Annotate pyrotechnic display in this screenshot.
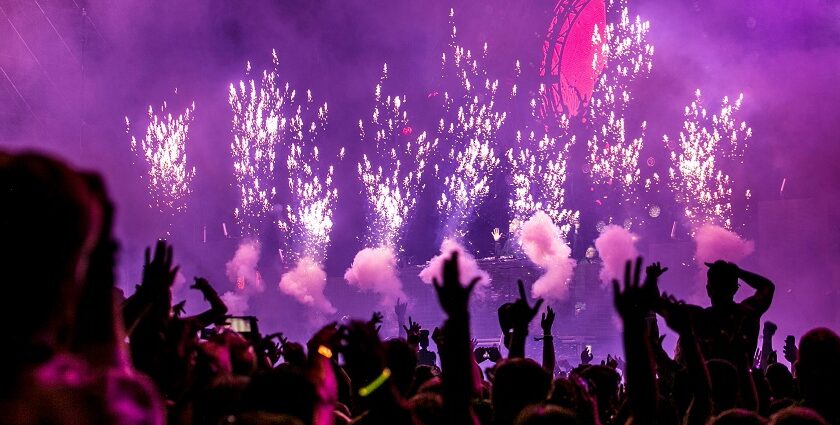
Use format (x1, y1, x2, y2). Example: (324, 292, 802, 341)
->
(665, 90, 752, 232)
(586, 0, 654, 211)
(9, 0, 835, 374)
(127, 99, 197, 216)
(435, 9, 507, 240)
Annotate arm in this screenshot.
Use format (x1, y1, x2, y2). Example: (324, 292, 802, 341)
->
(433, 252, 480, 425)
(395, 299, 407, 339)
(759, 321, 777, 372)
(659, 294, 713, 425)
(739, 266, 775, 313)
(504, 280, 543, 359)
(187, 278, 228, 328)
(614, 258, 658, 424)
(540, 306, 556, 375)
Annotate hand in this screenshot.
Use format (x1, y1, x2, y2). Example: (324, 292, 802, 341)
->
(613, 257, 656, 320)
(783, 337, 798, 364)
(606, 354, 619, 369)
(142, 240, 179, 290)
(394, 298, 407, 321)
(308, 323, 339, 357)
(403, 316, 421, 337)
(431, 326, 444, 348)
(474, 347, 487, 364)
(491, 228, 502, 242)
(368, 312, 384, 334)
(486, 346, 502, 363)
(433, 252, 480, 318)
(658, 292, 692, 335)
(581, 346, 594, 364)
(507, 280, 544, 331)
(172, 300, 186, 318)
(763, 321, 778, 337)
(540, 305, 555, 335)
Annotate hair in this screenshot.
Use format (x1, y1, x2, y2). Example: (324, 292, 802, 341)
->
(797, 328, 840, 404)
(0, 152, 101, 364)
(710, 408, 768, 425)
(769, 406, 829, 425)
(514, 404, 578, 425)
(492, 358, 552, 425)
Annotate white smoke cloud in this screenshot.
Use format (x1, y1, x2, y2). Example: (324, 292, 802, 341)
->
(694, 224, 755, 265)
(225, 239, 263, 292)
(595, 225, 639, 284)
(220, 239, 263, 315)
(519, 211, 575, 301)
(220, 291, 250, 316)
(418, 238, 491, 291)
(344, 246, 406, 308)
(279, 257, 336, 315)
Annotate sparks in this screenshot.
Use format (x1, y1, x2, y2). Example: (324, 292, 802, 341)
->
(436, 10, 507, 239)
(358, 64, 438, 252)
(586, 0, 654, 206)
(128, 99, 196, 215)
(229, 50, 286, 236)
(507, 84, 579, 238)
(665, 90, 752, 231)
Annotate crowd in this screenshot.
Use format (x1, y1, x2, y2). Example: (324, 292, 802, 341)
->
(2, 151, 839, 425)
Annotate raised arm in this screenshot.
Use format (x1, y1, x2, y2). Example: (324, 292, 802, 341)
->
(187, 277, 228, 328)
(433, 252, 480, 425)
(614, 258, 658, 424)
(738, 265, 775, 313)
(539, 306, 556, 375)
(500, 280, 543, 359)
(658, 293, 713, 425)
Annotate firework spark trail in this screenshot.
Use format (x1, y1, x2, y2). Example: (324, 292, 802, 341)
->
(586, 0, 654, 205)
(436, 9, 507, 239)
(282, 89, 335, 264)
(127, 100, 196, 215)
(357, 64, 438, 252)
(665, 90, 752, 231)
(229, 51, 286, 236)
(507, 83, 579, 238)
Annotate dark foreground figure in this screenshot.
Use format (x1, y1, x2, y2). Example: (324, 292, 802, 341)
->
(2, 151, 838, 425)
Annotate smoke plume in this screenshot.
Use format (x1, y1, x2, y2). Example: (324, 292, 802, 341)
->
(519, 211, 575, 301)
(344, 246, 406, 307)
(279, 257, 336, 315)
(221, 291, 250, 316)
(225, 239, 263, 292)
(694, 224, 755, 265)
(419, 238, 491, 291)
(595, 225, 639, 284)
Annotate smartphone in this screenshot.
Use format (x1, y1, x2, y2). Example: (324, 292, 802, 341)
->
(226, 316, 253, 333)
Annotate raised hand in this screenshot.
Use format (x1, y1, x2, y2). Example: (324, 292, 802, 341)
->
(783, 336, 798, 364)
(541, 305, 556, 335)
(763, 321, 778, 337)
(613, 257, 656, 320)
(658, 293, 692, 336)
(403, 316, 421, 337)
(645, 262, 669, 279)
(431, 326, 444, 348)
(368, 311, 384, 334)
(510, 280, 544, 330)
(580, 345, 594, 365)
(142, 239, 179, 290)
(486, 346, 502, 363)
(432, 252, 480, 318)
(394, 298, 407, 321)
(491, 227, 502, 241)
(172, 300, 186, 318)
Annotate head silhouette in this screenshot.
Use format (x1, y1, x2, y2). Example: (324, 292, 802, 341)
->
(797, 328, 840, 410)
(706, 260, 739, 306)
(492, 358, 551, 425)
(0, 152, 101, 358)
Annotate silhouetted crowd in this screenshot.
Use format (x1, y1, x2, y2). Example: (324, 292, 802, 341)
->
(2, 151, 838, 425)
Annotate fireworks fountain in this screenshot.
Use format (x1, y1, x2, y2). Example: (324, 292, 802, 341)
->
(127, 99, 197, 219)
(585, 0, 654, 210)
(665, 89, 752, 231)
(435, 9, 507, 240)
(507, 83, 579, 239)
(229, 51, 286, 237)
(357, 64, 438, 253)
